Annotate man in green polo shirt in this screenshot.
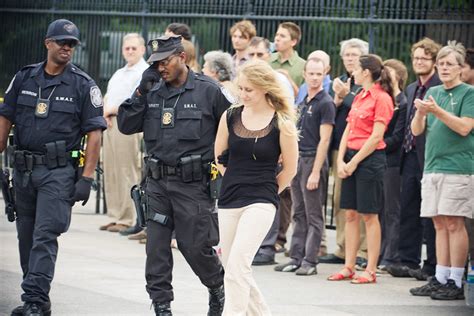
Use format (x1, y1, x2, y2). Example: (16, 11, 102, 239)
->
(269, 22, 306, 87)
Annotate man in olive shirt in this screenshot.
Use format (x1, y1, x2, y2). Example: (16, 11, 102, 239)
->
(269, 22, 306, 87)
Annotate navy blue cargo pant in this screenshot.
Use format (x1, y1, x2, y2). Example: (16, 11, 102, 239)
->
(14, 163, 76, 304)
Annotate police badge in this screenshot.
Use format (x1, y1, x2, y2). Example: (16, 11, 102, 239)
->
(161, 108, 175, 128)
(35, 99, 50, 118)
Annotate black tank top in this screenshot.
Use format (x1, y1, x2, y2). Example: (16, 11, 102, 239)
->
(218, 106, 281, 209)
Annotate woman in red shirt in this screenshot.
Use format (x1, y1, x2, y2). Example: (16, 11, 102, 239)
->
(328, 54, 394, 284)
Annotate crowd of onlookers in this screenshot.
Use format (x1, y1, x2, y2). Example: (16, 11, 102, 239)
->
(99, 20, 473, 302)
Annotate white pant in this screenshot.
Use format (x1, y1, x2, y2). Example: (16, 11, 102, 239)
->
(219, 203, 275, 316)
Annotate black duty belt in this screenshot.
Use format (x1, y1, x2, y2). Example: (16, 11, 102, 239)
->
(299, 150, 317, 157)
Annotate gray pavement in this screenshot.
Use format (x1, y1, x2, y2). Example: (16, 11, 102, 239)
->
(1, 193, 473, 316)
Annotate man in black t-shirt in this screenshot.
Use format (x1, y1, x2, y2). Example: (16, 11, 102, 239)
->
(275, 58, 335, 275)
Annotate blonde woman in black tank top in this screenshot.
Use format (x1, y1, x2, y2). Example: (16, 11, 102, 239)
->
(214, 60, 298, 315)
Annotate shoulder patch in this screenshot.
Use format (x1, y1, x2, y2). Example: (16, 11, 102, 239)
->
(90, 86, 103, 108)
(220, 86, 237, 105)
(5, 75, 16, 95)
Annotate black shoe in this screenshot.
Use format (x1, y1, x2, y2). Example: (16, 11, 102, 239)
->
(21, 302, 51, 316)
(410, 277, 443, 296)
(153, 302, 172, 316)
(409, 268, 432, 281)
(208, 284, 224, 316)
(252, 253, 276, 266)
(355, 257, 367, 271)
(318, 253, 344, 264)
(119, 225, 143, 236)
(430, 279, 465, 300)
(386, 264, 414, 278)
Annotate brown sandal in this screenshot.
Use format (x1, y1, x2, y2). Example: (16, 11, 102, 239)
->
(327, 267, 355, 281)
(351, 270, 377, 284)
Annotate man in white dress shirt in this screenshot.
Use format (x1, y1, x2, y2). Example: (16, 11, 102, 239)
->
(100, 33, 148, 233)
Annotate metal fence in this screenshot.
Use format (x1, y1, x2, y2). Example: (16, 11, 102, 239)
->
(1, 0, 473, 92)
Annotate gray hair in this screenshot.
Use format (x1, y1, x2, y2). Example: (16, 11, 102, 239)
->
(123, 33, 145, 46)
(203, 50, 234, 82)
(339, 38, 369, 56)
(437, 40, 466, 66)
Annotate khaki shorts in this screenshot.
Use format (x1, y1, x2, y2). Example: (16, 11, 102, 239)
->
(420, 173, 474, 218)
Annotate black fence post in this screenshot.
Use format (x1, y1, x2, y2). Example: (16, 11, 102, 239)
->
(368, 0, 377, 53)
(142, 0, 149, 44)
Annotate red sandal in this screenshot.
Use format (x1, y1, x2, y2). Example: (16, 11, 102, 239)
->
(327, 267, 355, 281)
(351, 270, 377, 284)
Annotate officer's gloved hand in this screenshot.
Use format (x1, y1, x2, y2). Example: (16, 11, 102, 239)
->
(137, 64, 160, 95)
(217, 149, 229, 167)
(71, 176, 94, 206)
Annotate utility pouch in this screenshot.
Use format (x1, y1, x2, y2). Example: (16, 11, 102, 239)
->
(209, 163, 222, 200)
(13, 150, 26, 171)
(180, 156, 193, 183)
(6, 145, 16, 169)
(45, 142, 58, 169)
(147, 157, 161, 180)
(56, 141, 67, 167)
(25, 154, 33, 172)
(191, 155, 202, 181)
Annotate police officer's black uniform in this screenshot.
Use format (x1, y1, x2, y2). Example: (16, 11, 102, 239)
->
(117, 36, 229, 315)
(0, 19, 107, 316)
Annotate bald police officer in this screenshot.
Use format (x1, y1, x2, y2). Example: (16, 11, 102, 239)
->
(0, 19, 107, 316)
(118, 36, 228, 316)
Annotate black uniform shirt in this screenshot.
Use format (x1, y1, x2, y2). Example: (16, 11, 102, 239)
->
(118, 69, 231, 166)
(0, 61, 107, 152)
(297, 89, 336, 152)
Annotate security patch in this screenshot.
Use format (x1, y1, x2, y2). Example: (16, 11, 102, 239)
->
(5, 75, 16, 95)
(220, 86, 237, 105)
(90, 86, 103, 108)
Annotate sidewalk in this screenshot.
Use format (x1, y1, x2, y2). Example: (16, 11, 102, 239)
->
(0, 193, 472, 315)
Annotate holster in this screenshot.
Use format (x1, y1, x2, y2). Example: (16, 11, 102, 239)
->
(131, 184, 147, 228)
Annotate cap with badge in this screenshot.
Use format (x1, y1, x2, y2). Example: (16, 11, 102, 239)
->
(147, 35, 183, 63)
(45, 19, 81, 44)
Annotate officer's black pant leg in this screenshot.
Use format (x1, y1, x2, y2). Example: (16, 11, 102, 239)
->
(398, 152, 423, 268)
(144, 177, 174, 303)
(256, 206, 279, 257)
(169, 178, 224, 289)
(14, 172, 37, 279)
(21, 166, 75, 304)
(145, 220, 174, 303)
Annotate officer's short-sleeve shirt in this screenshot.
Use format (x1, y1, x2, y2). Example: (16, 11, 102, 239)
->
(297, 89, 336, 152)
(0, 62, 107, 152)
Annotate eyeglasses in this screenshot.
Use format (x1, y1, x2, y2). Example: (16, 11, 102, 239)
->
(413, 57, 433, 63)
(342, 52, 360, 58)
(52, 39, 78, 48)
(124, 46, 138, 51)
(157, 54, 180, 67)
(436, 61, 460, 69)
(249, 52, 266, 58)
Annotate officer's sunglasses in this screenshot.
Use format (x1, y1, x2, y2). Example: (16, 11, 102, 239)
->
(52, 39, 78, 48)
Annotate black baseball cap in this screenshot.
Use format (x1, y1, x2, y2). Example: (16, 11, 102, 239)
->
(147, 35, 183, 63)
(45, 19, 80, 44)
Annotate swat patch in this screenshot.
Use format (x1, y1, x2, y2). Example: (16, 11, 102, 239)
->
(5, 75, 16, 95)
(220, 86, 237, 105)
(90, 86, 103, 108)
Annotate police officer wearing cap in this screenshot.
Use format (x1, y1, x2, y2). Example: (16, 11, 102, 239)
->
(118, 35, 229, 316)
(0, 19, 107, 316)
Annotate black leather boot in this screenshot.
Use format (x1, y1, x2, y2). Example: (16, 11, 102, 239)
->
(208, 284, 225, 316)
(153, 301, 172, 316)
(20, 302, 51, 316)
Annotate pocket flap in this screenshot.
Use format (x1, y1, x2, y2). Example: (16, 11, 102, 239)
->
(17, 95, 36, 108)
(52, 102, 75, 114)
(177, 110, 202, 120)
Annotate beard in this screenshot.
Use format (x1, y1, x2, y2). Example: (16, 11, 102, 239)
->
(414, 67, 434, 77)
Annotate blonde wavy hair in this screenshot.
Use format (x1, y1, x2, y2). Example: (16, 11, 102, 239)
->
(236, 59, 297, 133)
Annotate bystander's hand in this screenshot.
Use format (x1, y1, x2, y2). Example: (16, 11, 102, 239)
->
(332, 77, 351, 99)
(306, 171, 320, 190)
(338, 161, 349, 179)
(343, 160, 358, 177)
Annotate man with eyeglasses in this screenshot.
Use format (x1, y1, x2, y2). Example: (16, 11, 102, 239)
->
(118, 35, 229, 316)
(386, 37, 441, 282)
(0, 19, 107, 316)
(100, 33, 148, 236)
